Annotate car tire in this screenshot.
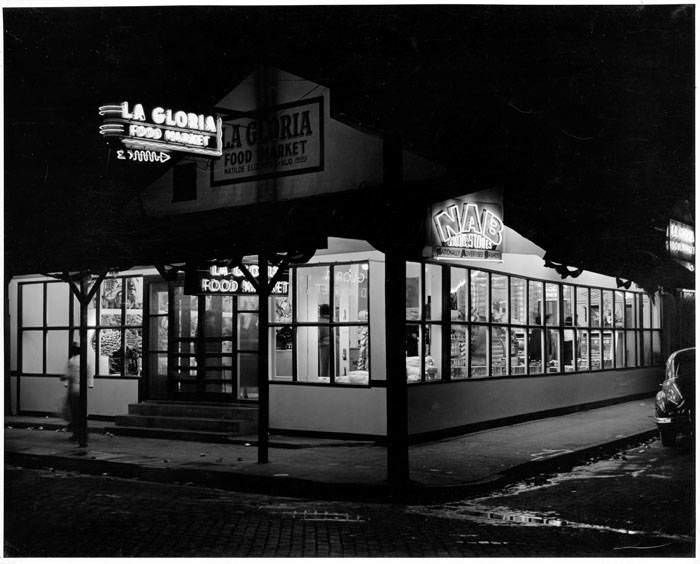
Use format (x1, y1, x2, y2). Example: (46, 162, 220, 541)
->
(660, 427, 676, 447)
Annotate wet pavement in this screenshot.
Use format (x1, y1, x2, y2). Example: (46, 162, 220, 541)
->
(5, 398, 659, 501)
(409, 434, 694, 554)
(4, 437, 694, 557)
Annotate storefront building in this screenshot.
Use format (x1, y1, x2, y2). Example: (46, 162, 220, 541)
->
(7, 68, 667, 441)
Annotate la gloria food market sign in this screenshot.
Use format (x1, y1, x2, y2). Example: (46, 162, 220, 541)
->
(99, 101, 223, 160)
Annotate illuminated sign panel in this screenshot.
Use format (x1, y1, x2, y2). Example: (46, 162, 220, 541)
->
(211, 97, 324, 185)
(184, 265, 289, 296)
(667, 219, 695, 271)
(430, 191, 504, 261)
(99, 101, 223, 158)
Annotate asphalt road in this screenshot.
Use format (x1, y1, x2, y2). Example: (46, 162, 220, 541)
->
(4, 436, 694, 557)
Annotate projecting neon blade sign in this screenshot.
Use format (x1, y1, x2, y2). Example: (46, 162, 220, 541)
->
(99, 101, 223, 159)
(430, 189, 504, 261)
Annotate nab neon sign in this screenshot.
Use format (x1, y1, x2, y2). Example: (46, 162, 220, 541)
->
(99, 101, 223, 158)
(430, 193, 504, 261)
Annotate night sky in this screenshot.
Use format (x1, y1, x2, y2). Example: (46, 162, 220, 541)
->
(3, 5, 695, 289)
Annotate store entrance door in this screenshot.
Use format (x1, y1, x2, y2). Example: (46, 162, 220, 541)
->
(145, 280, 259, 402)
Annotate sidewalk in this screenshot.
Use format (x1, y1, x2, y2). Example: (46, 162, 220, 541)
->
(4, 398, 658, 502)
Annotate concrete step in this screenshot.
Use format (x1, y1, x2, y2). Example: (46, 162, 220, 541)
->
(127, 402, 258, 421)
(109, 425, 258, 444)
(115, 414, 256, 434)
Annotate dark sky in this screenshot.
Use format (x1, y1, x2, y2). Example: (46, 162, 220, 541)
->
(3, 5, 695, 289)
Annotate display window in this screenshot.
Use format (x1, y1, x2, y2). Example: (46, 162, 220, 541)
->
(491, 274, 508, 323)
(576, 329, 589, 371)
(403, 262, 661, 383)
(614, 290, 625, 328)
(510, 277, 526, 325)
(270, 261, 370, 386)
(602, 290, 613, 328)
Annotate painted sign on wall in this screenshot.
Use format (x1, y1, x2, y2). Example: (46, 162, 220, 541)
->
(99, 101, 223, 158)
(211, 97, 324, 185)
(185, 264, 289, 295)
(430, 190, 504, 261)
(667, 219, 695, 271)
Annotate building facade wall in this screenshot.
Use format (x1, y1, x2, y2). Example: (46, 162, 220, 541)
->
(407, 366, 660, 436)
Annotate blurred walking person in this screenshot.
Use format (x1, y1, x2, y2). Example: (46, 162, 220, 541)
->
(61, 343, 81, 441)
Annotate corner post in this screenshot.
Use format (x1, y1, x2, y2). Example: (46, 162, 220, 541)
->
(257, 255, 270, 463)
(78, 275, 90, 447)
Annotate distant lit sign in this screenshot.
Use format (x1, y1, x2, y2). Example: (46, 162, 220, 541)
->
(185, 264, 289, 295)
(667, 219, 695, 271)
(430, 191, 504, 261)
(211, 97, 324, 185)
(99, 101, 223, 158)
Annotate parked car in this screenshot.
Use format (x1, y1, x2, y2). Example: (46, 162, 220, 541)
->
(654, 347, 695, 446)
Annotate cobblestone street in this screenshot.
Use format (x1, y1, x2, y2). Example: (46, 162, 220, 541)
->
(4, 438, 694, 557)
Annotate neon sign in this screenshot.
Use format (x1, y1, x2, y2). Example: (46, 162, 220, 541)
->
(430, 192, 504, 261)
(667, 219, 695, 271)
(184, 264, 289, 295)
(99, 101, 223, 158)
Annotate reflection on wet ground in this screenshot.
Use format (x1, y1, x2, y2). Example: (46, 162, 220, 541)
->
(408, 436, 694, 544)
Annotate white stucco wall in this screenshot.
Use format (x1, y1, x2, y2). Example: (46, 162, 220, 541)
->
(269, 384, 386, 436)
(407, 366, 661, 436)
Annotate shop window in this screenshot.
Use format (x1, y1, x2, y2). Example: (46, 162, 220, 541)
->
(271, 262, 369, 386)
(527, 327, 543, 374)
(602, 331, 613, 368)
(510, 327, 527, 375)
(625, 292, 637, 329)
(21, 283, 44, 327)
(406, 324, 421, 383)
(491, 274, 508, 323)
(602, 291, 613, 328)
(625, 331, 637, 368)
(450, 268, 468, 321)
(424, 325, 442, 381)
(641, 294, 651, 328)
(590, 331, 601, 370)
(545, 329, 560, 373)
(491, 326, 508, 376)
(172, 162, 197, 202)
(425, 264, 442, 321)
(563, 329, 575, 372)
(651, 296, 661, 329)
(22, 330, 43, 373)
(510, 277, 526, 325)
(562, 285, 574, 326)
(614, 330, 625, 368)
(545, 284, 559, 326)
(271, 326, 293, 380)
(576, 330, 589, 371)
(297, 266, 329, 322)
(470, 271, 488, 322)
(652, 331, 662, 364)
(642, 331, 652, 365)
(406, 262, 422, 321)
(297, 326, 330, 382)
(47, 283, 70, 326)
(91, 277, 143, 377)
(470, 325, 488, 378)
(528, 281, 543, 325)
(590, 289, 601, 328)
(450, 325, 468, 379)
(575, 287, 588, 327)
(614, 291, 625, 327)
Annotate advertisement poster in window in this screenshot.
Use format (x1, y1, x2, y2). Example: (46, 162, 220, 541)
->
(429, 188, 504, 261)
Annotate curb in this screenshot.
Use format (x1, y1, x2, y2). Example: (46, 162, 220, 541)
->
(4, 428, 659, 504)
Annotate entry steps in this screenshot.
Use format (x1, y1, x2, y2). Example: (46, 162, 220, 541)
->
(113, 401, 258, 443)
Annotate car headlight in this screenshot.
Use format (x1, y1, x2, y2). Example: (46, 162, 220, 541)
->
(663, 380, 683, 405)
